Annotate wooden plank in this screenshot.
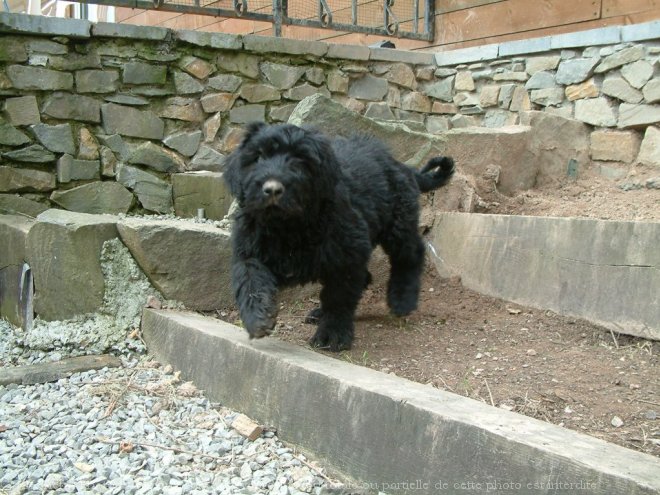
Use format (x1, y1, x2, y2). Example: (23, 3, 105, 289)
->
(603, 0, 660, 17)
(437, 0, 505, 14)
(114, 7, 136, 22)
(160, 13, 220, 31)
(0, 354, 122, 386)
(116, 9, 180, 26)
(433, 0, 601, 45)
(203, 18, 273, 35)
(431, 11, 660, 51)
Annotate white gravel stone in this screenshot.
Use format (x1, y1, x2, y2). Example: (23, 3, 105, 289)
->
(0, 319, 342, 494)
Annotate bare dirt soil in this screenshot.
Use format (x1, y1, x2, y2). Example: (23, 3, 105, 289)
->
(475, 164, 660, 222)
(217, 169, 660, 458)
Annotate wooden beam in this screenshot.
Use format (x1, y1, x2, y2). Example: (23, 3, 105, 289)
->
(603, 0, 660, 18)
(437, 0, 505, 15)
(433, 0, 602, 46)
(0, 354, 122, 386)
(431, 11, 660, 51)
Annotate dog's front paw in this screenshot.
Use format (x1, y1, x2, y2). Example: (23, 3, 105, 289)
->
(309, 324, 353, 352)
(241, 307, 277, 339)
(387, 285, 419, 317)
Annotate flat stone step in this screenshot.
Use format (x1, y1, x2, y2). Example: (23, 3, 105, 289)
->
(430, 213, 660, 340)
(141, 309, 660, 494)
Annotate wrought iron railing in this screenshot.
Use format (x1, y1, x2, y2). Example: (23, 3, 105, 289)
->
(78, 0, 435, 40)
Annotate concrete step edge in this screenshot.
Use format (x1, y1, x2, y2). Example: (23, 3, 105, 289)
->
(142, 308, 660, 494)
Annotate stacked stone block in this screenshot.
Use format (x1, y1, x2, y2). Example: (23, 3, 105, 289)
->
(0, 13, 658, 218)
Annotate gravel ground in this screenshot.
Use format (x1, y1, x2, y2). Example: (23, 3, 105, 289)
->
(0, 320, 344, 495)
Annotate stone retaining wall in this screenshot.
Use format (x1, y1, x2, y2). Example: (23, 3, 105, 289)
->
(0, 13, 658, 217)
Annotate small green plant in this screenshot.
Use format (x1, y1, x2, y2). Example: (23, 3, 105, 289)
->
(360, 350, 371, 366)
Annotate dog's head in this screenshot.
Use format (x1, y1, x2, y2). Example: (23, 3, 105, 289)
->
(224, 123, 339, 220)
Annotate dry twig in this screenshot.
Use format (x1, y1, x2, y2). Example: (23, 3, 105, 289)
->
(293, 451, 334, 484)
(484, 379, 495, 407)
(609, 328, 620, 349)
(104, 371, 137, 418)
(95, 436, 228, 463)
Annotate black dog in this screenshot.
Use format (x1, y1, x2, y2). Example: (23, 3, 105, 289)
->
(224, 122, 454, 351)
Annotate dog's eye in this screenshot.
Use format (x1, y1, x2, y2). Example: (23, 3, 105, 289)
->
(241, 151, 259, 167)
(258, 141, 280, 156)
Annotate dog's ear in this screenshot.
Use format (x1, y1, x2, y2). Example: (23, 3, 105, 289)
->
(240, 121, 267, 147)
(301, 127, 340, 194)
(223, 152, 244, 204)
(223, 122, 268, 204)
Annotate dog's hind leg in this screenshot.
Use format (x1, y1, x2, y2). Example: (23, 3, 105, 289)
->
(309, 269, 368, 352)
(304, 270, 372, 324)
(382, 234, 426, 317)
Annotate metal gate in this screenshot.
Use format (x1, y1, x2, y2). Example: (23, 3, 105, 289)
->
(82, 0, 435, 40)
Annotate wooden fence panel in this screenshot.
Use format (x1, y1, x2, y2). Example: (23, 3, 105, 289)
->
(115, 0, 660, 50)
(603, 0, 659, 18)
(437, 0, 505, 15)
(434, 0, 602, 46)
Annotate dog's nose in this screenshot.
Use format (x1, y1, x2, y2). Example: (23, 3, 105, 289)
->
(262, 179, 284, 198)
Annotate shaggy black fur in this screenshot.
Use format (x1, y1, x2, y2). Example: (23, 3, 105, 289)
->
(224, 122, 454, 351)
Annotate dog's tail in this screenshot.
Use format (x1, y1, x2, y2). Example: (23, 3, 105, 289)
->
(415, 156, 455, 192)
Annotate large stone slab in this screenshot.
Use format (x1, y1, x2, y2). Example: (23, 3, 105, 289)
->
(122, 61, 167, 85)
(23, 237, 160, 353)
(430, 213, 660, 340)
(159, 97, 205, 123)
(2, 144, 55, 163)
(172, 171, 232, 221)
(289, 94, 446, 167)
(175, 29, 242, 50)
(75, 69, 119, 93)
(128, 141, 186, 173)
(348, 74, 389, 101)
(443, 126, 535, 195)
(637, 126, 660, 168)
(0, 12, 90, 37)
(0, 36, 27, 62)
(117, 218, 232, 310)
(0, 194, 48, 217)
(0, 215, 34, 329)
(189, 145, 226, 172)
(32, 123, 75, 155)
(92, 22, 169, 40)
(574, 97, 617, 127)
(6, 64, 73, 90)
(101, 103, 164, 140)
(56, 154, 100, 183)
(260, 62, 305, 90)
(520, 111, 591, 184)
(42, 93, 101, 122)
(590, 130, 641, 163)
(3, 96, 40, 126)
(116, 164, 172, 214)
(618, 103, 660, 129)
(0, 166, 55, 192)
(163, 130, 202, 157)
(0, 122, 31, 146)
(555, 58, 599, 85)
(50, 181, 134, 214)
(25, 209, 118, 321)
(142, 309, 660, 495)
(243, 34, 327, 57)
